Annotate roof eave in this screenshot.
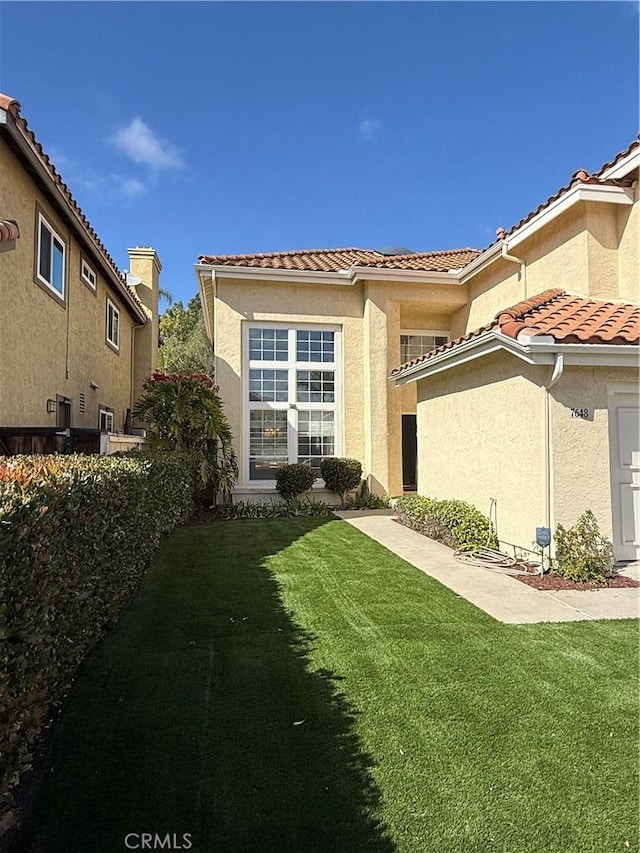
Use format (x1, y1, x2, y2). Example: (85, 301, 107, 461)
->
(195, 262, 465, 286)
(458, 179, 636, 285)
(0, 106, 147, 325)
(392, 332, 640, 385)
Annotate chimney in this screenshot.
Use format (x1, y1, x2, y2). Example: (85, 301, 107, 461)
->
(128, 246, 161, 412)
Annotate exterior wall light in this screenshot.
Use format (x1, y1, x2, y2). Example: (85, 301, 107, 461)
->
(46, 399, 56, 414)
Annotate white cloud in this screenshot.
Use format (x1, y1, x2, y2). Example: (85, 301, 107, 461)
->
(111, 117, 183, 170)
(359, 118, 381, 141)
(115, 176, 147, 199)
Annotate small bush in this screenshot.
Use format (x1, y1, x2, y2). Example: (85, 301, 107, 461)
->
(275, 464, 316, 501)
(395, 495, 498, 551)
(321, 458, 362, 505)
(554, 510, 614, 583)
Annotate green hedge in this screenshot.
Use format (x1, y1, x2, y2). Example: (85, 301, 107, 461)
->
(395, 495, 498, 551)
(0, 452, 197, 805)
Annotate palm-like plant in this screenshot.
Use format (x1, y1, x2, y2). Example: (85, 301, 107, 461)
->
(133, 373, 238, 501)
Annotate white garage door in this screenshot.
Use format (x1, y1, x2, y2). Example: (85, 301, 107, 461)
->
(609, 393, 640, 562)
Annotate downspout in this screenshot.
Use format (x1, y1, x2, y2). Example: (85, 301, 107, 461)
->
(499, 235, 527, 300)
(542, 352, 564, 570)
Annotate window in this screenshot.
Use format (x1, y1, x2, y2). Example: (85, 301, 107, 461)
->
(245, 325, 340, 480)
(99, 409, 114, 431)
(106, 299, 120, 350)
(81, 258, 97, 290)
(400, 331, 449, 363)
(36, 213, 65, 297)
(248, 328, 288, 361)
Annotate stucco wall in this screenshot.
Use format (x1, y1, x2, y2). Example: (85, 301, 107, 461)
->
(0, 139, 136, 432)
(451, 194, 638, 338)
(550, 365, 638, 540)
(416, 355, 638, 553)
(616, 171, 639, 302)
(213, 275, 466, 493)
(416, 352, 546, 552)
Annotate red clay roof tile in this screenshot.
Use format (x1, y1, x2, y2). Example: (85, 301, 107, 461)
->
(198, 246, 480, 273)
(392, 289, 640, 376)
(491, 136, 639, 246)
(0, 219, 20, 242)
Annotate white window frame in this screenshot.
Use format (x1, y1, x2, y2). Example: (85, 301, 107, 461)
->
(36, 212, 66, 298)
(81, 257, 97, 291)
(99, 409, 114, 432)
(242, 322, 342, 485)
(400, 328, 450, 362)
(106, 298, 120, 351)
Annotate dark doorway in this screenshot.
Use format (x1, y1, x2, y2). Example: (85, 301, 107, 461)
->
(401, 414, 417, 492)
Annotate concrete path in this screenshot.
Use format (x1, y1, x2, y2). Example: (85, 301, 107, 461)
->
(333, 511, 640, 624)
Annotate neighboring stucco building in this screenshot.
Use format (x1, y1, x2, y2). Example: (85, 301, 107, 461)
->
(0, 94, 160, 454)
(196, 136, 639, 561)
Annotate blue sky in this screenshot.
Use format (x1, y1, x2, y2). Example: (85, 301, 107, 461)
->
(1, 1, 638, 306)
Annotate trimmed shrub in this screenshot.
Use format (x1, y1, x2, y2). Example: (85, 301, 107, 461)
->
(554, 509, 614, 583)
(395, 495, 498, 551)
(275, 463, 316, 501)
(321, 458, 362, 505)
(0, 452, 197, 806)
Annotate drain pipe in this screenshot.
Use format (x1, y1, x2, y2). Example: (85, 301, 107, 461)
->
(497, 230, 527, 299)
(542, 352, 564, 571)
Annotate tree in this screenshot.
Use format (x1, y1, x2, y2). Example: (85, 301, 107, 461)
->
(133, 372, 238, 500)
(158, 295, 215, 377)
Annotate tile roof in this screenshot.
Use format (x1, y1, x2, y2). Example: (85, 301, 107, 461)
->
(0, 94, 147, 321)
(493, 136, 640, 244)
(198, 246, 480, 273)
(392, 289, 640, 376)
(0, 219, 20, 242)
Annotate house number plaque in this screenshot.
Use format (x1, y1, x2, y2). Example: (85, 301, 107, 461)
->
(570, 407, 593, 420)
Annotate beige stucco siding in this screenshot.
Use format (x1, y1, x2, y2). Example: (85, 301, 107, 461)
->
(0, 138, 136, 432)
(416, 355, 638, 553)
(212, 276, 465, 493)
(416, 352, 546, 551)
(550, 365, 638, 541)
(214, 277, 366, 486)
(452, 195, 638, 338)
(616, 177, 639, 302)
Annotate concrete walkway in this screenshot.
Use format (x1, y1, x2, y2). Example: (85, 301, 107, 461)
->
(333, 511, 640, 624)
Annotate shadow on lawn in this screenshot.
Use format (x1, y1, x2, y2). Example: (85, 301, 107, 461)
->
(18, 518, 395, 853)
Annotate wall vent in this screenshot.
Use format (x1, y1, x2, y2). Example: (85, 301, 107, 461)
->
(79, 392, 86, 415)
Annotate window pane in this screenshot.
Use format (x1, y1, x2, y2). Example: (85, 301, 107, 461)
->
(39, 222, 51, 282)
(250, 458, 288, 480)
(113, 309, 119, 346)
(52, 239, 64, 294)
(249, 410, 288, 480)
(297, 411, 334, 474)
(249, 369, 288, 402)
(296, 330, 334, 363)
(400, 334, 448, 363)
(249, 328, 288, 361)
(249, 410, 288, 456)
(296, 370, 335, 403)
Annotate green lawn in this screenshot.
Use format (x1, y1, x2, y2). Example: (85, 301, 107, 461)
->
(19, 519, 638, 853)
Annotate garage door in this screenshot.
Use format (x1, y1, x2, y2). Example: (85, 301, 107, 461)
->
(609, 392, 640, 562)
